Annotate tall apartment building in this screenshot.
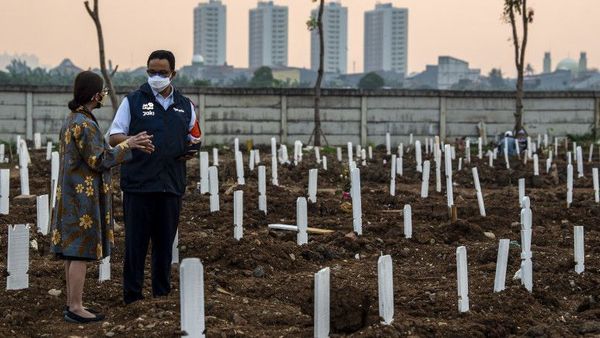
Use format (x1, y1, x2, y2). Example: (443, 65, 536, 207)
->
(249, 1, 289, 68)
(310, 2, 348, 74)
(364, 3, 408, 75)
(193, 0, 227, 66)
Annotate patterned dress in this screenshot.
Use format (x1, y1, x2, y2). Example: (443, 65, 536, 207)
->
(50, 107, 132, 260)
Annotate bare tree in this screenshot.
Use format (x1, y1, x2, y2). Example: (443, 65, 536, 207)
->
(84, 0, 119, 114)
(307, 0, 327, 146)
(503, 0, 534, 134)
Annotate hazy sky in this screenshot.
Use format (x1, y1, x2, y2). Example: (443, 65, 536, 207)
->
(1, 0, 598, 76)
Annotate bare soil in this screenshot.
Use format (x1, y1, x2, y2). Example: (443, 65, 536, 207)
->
(1, 145, 600, 337)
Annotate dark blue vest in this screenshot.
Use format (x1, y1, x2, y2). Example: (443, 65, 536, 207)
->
(120, 83, 192, 195)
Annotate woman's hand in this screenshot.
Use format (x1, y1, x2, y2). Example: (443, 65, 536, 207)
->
(127, 131, 155, 154)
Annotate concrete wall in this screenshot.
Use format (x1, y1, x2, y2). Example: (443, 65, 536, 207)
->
(1, 85, 599, 146)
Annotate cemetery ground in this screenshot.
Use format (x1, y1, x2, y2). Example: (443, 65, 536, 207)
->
(1, 144, 600, 337)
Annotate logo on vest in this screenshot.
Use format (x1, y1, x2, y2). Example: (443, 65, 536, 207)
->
(173, 107, 185, 113)
(142, 102, 155, 117)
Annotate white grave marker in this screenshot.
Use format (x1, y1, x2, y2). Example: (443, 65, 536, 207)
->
(36, 194, 49, 235)
(0, 169, 9, 215)
(308, 169, 318, 203)
(208, 166, 220, 212)
(199, 152, 209, 194)
(577, 146, 584, 178)
(46, 141, 52, 160)
(567, 164, 573, 207)
(518, 178, 525, 207)
(18, 141, 29, 196)
(351, 168, 363, 235)
(385, 132, 391, 155)
(533, 154, 539, 176)
(315, 147, 321, 164)
(589, 144, 594, 163)
(420, 160, 430, 198)
(297, 197, 308, 245)
(593, 168, 599, 203)
(456, 246, 469, 313)
(233, 190, 243, 240)
(171, 230, 179, 264)
(415, 140, 422, 172)
(272, 153, 279, 186)
(7, 224, 29, 290)
(336, 147, 342, 162)
(472, 167, 486, 217)
(249, 150, 255, 172)
(33, 133, 41, 150)
(314, 267, 330, 338)
(368, 146, 373, 160)
(212, 148, 219, 166)
(322, 156, 327, 171)
(0, 143, 4, 163)
(574, 226, 585, 274)
(403, 204, 412, 239)
(235, 151, 245, 185)
(390, 155, 396, 196)
(51, 151, 59, 209)
(180, 258, 205, 338)
(493, 239, 510, 292)
(99, 256, 111, 282)
(258, 166, 267, 214)
(377, 255, 394, 325)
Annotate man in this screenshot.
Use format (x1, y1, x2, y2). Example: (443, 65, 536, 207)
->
(109, 50, 201, 304)
(498, 131, 518, 156)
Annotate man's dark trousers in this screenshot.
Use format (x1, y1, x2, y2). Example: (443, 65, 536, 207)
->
(123, 192, 181, 304)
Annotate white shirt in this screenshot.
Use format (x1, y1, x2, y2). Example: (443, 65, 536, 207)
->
(109, 85, 197, 136)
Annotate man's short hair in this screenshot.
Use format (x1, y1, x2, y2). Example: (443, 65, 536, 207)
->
(147, 50, 176, 71)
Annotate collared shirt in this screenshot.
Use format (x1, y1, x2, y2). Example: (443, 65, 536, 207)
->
(109, 85, 196, 136)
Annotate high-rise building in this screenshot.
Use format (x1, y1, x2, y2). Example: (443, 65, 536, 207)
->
(193, 0, 227, 66)
(543, 52, 552, 73)
(364, 3, 408, 75)
(249, 1, 288, 68)
(310, 2, 348, 74)
(579, 52, 588, 74)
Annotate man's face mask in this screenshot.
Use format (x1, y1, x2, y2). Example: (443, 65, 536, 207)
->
(147, 69, 172, 92)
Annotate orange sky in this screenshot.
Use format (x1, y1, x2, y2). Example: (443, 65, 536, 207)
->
(1, 0, 598, 76)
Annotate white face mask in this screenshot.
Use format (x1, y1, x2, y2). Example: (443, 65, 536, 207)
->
(148, 75, 171, 92)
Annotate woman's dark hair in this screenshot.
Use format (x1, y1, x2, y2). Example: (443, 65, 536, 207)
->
(147, 50, 176, 71)
(68, 71, 104, 110)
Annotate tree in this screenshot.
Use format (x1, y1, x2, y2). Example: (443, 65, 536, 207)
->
(306, 0, 327, 146)
(488, 68, 506, 88)
(503, 0, 534, 134)
(84, 0, 119, 114)
(249, 66, 277, 87)
(358, 72, 385, 90)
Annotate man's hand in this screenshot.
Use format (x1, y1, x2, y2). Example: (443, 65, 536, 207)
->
(127, 132, 155, 154)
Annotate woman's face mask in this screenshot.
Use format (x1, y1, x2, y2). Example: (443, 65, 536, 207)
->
(91, 89, 108, 109)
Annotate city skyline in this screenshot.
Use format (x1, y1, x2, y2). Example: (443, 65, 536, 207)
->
(1, 0, 599, 76)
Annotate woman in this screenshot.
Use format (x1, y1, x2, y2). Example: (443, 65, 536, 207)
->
(50, 71, 154, 323)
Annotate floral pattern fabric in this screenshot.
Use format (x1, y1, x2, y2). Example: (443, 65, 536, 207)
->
(50, 107, 132, 260)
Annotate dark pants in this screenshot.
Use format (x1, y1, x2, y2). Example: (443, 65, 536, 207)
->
(122, 192, 181, 304)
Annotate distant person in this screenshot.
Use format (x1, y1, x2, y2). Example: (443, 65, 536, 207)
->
(497, 131, 519, 156)
(108, 50, 201, 305)
(50, 71, 154, 323)
(516, 129, 528, 154)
